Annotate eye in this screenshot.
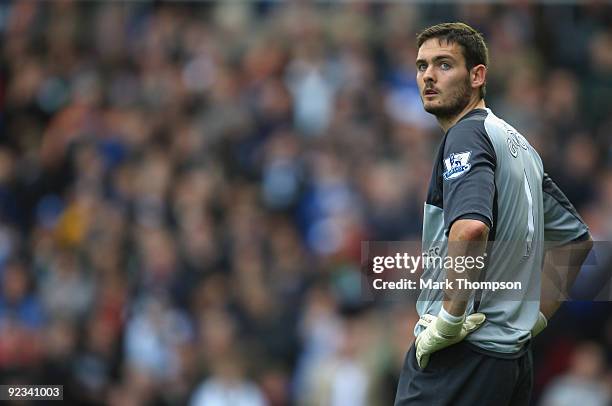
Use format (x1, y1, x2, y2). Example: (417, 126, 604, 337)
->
(440, 62, 451, 70)
(417, 63, 427, 72)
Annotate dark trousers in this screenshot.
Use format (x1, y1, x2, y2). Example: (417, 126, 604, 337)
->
(394, 341, 533, 406)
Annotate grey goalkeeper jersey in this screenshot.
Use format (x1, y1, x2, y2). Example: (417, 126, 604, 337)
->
(415, 108, 590, 354)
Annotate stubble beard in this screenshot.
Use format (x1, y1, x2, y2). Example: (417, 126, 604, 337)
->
(423, 76, 473, 123)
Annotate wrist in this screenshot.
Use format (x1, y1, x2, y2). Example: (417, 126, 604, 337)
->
(435, 307, 464, 338)
(439, 306, 465, 323)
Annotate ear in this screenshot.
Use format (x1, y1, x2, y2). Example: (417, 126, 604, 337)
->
(471, 64, 487, 91)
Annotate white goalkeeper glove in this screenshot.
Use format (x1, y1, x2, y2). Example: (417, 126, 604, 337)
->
(415, 310, 486, 369)
(531, 311, 547, 338)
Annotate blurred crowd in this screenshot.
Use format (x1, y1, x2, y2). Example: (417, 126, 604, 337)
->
(0, 1, 611, 405)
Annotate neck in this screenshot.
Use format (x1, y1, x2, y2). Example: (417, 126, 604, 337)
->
(438, 98, 486, 133)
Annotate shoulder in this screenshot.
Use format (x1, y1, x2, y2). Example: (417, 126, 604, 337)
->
(444, 109, 494, 157)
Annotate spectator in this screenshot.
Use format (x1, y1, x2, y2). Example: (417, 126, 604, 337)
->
(539, 342, 611, 406)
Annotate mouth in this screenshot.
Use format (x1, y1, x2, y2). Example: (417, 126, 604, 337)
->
(424, 89, 438, 96)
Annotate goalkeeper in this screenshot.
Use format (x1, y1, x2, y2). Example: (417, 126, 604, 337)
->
(394, 22, 592, 405)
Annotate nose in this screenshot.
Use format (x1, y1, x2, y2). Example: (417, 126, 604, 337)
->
(422, 65, 435, 83)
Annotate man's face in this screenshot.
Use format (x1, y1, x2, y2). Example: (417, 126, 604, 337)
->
(416, 39, 473, 120)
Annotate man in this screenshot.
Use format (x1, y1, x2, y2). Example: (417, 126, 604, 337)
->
(394, 22, 593, 405)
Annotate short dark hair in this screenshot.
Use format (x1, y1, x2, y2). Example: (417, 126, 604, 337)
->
(417, 22, 489, 99)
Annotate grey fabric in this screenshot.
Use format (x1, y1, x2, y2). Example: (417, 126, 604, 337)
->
(542, 172, 590, 245)
(416, 108, 590, 354)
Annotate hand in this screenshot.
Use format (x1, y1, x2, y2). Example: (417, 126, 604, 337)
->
(415, 312, 486, 369)
(531, 311, 547, 338)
